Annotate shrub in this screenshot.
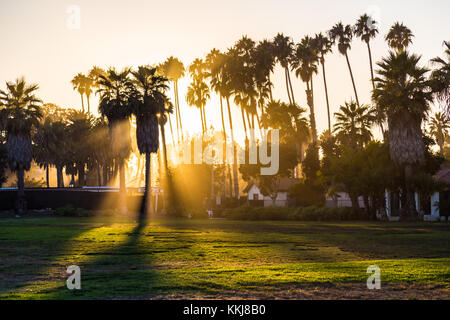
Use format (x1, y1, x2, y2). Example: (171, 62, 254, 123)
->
(54, 205, 94, 217)
(225, 205, 365, 221)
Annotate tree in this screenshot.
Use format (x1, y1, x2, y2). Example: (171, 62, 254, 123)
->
(430, 41, 450, 116)
(98, 68, 133, 214)
(186, 65, 210, 141)
(131, 66, 171, 219)
(428, 112, 449, 156)
(354, 14, 379, 90)
(333, 100, 376, 149)
(373, 51, 433, 219)
(291, 36, 319, 143)
(71, 73, 87, 112)
(159, 57, 185, 142)
(273, 33, 296, 104)
(329, 22, 360, 106)
(0, 78, 42, 214)
(385, 22, 414, 52)
(312, 33, 333, 132)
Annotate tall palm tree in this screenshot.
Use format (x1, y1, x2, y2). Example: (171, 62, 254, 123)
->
(428, 112, 449, 156)
(0, 78, 42, 214)
(131, 66, 170, 218)
(98, 68, 133, 214)
(71, 73, 86, 112)
(83, 76, 94, 114)
(312, 33, 333, 132)
(186, 79, 210, 140)
(430, 41, 450, 116)
(333, 100, 376, 149)
(373, 51, 433, 219)
(273, 33, 296, 104)
(254, 40, 276, 103)
(329, 22, 360, 106)
(354, 14, 379, 90)
(385, 22, 414, 52)
(159, 57, 185, 142)
(188, 59, 209, 134)
(291, 36, 319, 143)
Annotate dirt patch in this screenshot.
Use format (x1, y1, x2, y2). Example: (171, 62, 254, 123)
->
(118, 283, 450, 300)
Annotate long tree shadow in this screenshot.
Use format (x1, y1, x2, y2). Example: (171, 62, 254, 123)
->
(0, 218, 100, 296)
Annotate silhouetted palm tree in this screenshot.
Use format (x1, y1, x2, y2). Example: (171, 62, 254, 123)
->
(159, 57, 185, 142)
(428, 112, 449, 156)
(131, 66, 171, 218)
(71, 73, 86, 112)
(291, 36, 319, 143)
(312, 33, 333, 132)
(333, 100, 376, 148)
(0, 78, 42, 214)
(430, 41, 450, 116)
(98, 68, 133, 214)
(329, 22, 360, 106)
(186, 78, 210, 140)
(273, 33, 296, 104)
(354, 14, 379, 89)
(385, 22, 414, 52)
(373, 51, 433, 218)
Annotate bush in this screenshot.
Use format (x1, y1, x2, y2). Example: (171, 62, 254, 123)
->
(54, 205, 94, 217)
(225, 205, 365, 221)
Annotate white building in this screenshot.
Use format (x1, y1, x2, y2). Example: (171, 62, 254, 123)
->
(244, 178, 299, 207)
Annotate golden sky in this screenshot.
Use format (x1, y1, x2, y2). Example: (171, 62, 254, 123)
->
(1, 0, 449, 144)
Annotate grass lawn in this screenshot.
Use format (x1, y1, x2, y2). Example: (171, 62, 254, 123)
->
(0, 217, 449, 299)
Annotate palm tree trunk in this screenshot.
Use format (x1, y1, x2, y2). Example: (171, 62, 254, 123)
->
(175, 81, 184, 141)
(401, 164, 418, 220)
(16, 167, 26, 215)
(286, 67, 296, 105)
(202, 105, 207, 132)
(46, 164, 50, 188)
(56, 164, 64, 188)
(97, 163, 102, 187)
(102, 165, 108, 186)
(367, 41, 375, 90)
(321, 59, 332, 132)
(240, 107, 248, 140)
(87, 96, 91, 114)
(168, 115, 176, 149)
(119, 159, 127, 214)
(345, 52, 360, 106)
(140, 152, 151, 219)
(80, 94, 85, 113)
(220, 96, 227, 167)
(200, 106, 205, 137)
(285, 69, 292, 104)
(268, 74, 273, 101)
(226, 97, 239, 198)
(306, 80, 318, 143)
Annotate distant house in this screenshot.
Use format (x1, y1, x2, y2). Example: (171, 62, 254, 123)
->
(325, 192, 365, 208)
(243, 178, 300, 207)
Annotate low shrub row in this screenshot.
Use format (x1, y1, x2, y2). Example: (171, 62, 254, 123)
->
(224, 205, 369, 221)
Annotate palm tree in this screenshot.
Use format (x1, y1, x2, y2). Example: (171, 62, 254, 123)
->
(428, 112, 449, 156)
(131, 66, 170, 218)
(83, 76, 94, 114)
(98, 68, 133, 214)
(373, 51, 433, 218)
(188, 59, 209, 134)
(71, 73, 87, 112)
(186, 79, 210, 140)
(312, 33, 333, 132)
(159, 57, 185, 142)
(291, 36, 319, 143)
(254, 40, 276, 103)
(0, 78, 42, 214)
(385, 22, 414, 52)
(354, 14, 379, 90)
(273, 33, 296, 104)
(333, 100, 376, 148)
(430, 41, 450, 116)
(329, 22, 360, 106)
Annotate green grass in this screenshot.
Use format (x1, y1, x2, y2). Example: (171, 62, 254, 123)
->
(0, 217, 449, 299)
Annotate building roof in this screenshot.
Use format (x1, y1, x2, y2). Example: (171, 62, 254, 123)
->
(435, 167, 450, 185)
(243, 178, 300, 194)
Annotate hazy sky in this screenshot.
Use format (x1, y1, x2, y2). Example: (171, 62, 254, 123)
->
(1, 0, 449, 143)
